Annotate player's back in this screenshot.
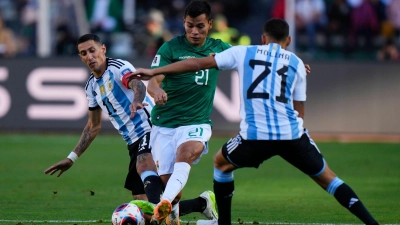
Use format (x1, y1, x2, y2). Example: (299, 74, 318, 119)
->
(221, 44, 307, 140)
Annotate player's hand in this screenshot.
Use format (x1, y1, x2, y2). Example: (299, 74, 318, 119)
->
(126, 69, 155, 81)
(130, 101, 149, 118)
(153, 89, 168, 106)
(44, 158, 74, 177)
(305, 64, 311, 75)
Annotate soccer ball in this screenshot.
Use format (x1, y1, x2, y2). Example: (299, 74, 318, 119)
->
(111, 203, 146, 225)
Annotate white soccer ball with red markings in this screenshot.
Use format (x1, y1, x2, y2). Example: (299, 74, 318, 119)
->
(111, 203, 145, 225)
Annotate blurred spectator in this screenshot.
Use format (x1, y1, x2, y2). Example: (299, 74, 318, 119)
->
(52, 0, 79, 56)
(18, 0, 37, 56)
(55, 24, 77, 56)
(325, 0, 352, 54)
(0, 14, 17, 57)
(295, 0, 327, 55)
(386, 0, 400, 40)
(376, 38, 399, 61)
(347, 0, 379, 54)
(209, 0, 251, 29)
(133, 8, 173, 58)
(209, 14, 251, 46)
(85, 0, 124, 51)
(0, 0, 19, 32)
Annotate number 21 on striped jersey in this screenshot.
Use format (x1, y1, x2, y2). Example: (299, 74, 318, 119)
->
(195, 69, 209, 85)
(247, 59, 288, 103)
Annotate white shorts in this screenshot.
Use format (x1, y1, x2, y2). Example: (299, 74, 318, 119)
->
(149, 124, 212, 175)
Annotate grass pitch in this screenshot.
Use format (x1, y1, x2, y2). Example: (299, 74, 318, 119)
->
(0, 133, 399, 224)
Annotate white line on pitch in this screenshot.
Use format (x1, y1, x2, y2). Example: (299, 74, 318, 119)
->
(0, 220, 398, 225)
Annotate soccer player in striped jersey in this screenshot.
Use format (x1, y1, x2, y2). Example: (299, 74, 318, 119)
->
(44, 33, 156, 202)
(44, 34, 217, 223)
(127, 19, 379, 225)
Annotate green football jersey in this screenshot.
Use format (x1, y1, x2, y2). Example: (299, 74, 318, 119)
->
(150, 34, 231, 128)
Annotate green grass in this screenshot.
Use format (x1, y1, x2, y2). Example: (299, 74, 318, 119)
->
(0, 133, 399, 225)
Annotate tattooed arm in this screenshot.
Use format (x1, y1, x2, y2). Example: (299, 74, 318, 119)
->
(128, 79, 148, 118)
(72, 107, 102, 156)
(129, 79, 146, 103)
(44, 107, 102, 177)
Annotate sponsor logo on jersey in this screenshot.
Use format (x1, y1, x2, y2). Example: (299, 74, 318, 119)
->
(151, 55, 161, 66)
(178, 56, 196, 60)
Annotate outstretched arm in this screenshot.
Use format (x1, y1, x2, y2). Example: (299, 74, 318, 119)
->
(44, 108, 102, 177)
(126, 56, 218, 81)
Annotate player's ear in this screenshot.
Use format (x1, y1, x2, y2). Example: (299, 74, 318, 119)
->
(286, 36, 291, 48)
(261, 34, 267, 45)
(208, 19, 213, 30)
(101, 44, 106, 54)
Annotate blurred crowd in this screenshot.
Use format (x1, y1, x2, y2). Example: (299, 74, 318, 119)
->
(0, 0, 399, 61)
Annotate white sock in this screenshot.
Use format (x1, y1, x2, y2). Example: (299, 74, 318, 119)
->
(171, 201, 179, 216)
(162, 162, 191, 202)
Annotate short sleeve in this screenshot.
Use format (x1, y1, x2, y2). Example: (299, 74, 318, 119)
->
(85, 78, 98, 108)
(221, 41, 232, 51)
(214, 46, 244, 70)
(293, 59, 307, 101)
(151, 42, 173, 68)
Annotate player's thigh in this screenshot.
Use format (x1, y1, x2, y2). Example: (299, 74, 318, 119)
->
(125, 137, 145, 195)
(175, 124, 212, 164)
(280, 132, 325, 176)
(221, 134, 275, 168)
(136, 132, 156, 174)
(150, 125, 177, 175)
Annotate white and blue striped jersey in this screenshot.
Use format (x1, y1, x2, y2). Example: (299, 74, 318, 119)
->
(214, 43, 307, 140)
(85, 58, 154, 145)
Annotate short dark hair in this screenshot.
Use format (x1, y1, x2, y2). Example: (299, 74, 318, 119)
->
(77, 34, 102, 46)
(184, 0, 212, 20)
(263, 18, 289, 41)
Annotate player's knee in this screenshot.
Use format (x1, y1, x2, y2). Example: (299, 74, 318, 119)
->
(136, 153, 156, 174)
(213, 149, 231, 172)
(176, 142, 204, 164)
(312, 166, 338, 189)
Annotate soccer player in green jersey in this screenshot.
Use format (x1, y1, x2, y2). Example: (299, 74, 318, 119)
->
(146, 1, 230, 224)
